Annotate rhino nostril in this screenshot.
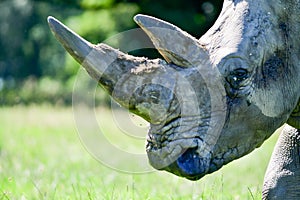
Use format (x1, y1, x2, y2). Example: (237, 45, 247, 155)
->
(176, 147, 209, 176)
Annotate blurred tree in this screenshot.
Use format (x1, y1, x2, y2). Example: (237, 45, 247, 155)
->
(0, 0, 223, 105)
(0, 0, 80, 79)
(120, 0, 223, 38)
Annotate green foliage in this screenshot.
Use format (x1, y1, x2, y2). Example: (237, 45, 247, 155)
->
(0, 0, 223, 106)
(0, 76, 110, 106)
(66, 3, 139, 43)
(80, 0, 114, 9)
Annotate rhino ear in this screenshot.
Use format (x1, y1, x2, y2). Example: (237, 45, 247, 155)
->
(134, 14, 208, 67)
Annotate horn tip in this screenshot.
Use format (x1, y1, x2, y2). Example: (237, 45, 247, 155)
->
(134, 14, 161, 28)
(133, 14, 148, 27)
(134, 14, 176, 31)
(47, 16, 63, 34)
(47, 16, 58, 28)
(133, 14, 146, 21)
(47, 16, 55, 23)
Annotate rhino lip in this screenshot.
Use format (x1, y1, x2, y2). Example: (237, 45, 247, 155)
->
(147, 145, 212, 180)
(165, 147, 211, 180)
(146, 129, 212, 180)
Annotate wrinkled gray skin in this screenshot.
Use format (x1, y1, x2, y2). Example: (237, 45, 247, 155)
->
(262, 126, 300, 199)
(48, 0, 300, 198)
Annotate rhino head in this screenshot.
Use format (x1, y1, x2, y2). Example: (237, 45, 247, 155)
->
(48, 0, 300, 180)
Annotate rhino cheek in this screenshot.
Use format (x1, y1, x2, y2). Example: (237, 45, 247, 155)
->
(209, 98, 288, 172)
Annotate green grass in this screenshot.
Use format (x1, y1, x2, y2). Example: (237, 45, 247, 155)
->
(0, 106, 280, 199)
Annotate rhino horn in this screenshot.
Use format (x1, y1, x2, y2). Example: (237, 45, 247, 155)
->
(134, 14, 209, 67)
(47, 16, 207, 124)
(48, 16, 93, 65)
(48, 16, 132, 89)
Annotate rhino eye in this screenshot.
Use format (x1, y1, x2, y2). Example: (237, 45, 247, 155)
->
(226, 68, 249, 89)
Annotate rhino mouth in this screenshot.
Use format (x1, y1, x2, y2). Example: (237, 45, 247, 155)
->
(147, 132, 238, 180)
(146, 116, 216, 180)
(147, 140, 213, 180)
(145, 114, 247, 180)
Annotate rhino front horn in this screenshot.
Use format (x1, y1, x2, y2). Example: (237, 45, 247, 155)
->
(47, 16, 126, 86)
(47, 16, 93, 64)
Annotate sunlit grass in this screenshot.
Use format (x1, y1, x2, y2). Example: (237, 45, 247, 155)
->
(0, 105, 279, 199)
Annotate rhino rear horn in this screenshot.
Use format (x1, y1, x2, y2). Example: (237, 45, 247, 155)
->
(134, 14, 209, 67)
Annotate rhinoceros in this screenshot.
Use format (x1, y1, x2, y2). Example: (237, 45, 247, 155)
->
(48, 0, 300, 198)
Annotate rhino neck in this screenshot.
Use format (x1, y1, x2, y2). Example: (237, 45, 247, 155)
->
(200, 0, 296, 63)
(201, 0, 300, 106)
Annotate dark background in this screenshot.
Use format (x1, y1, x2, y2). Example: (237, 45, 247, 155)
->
(0, 0, 223, 106)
